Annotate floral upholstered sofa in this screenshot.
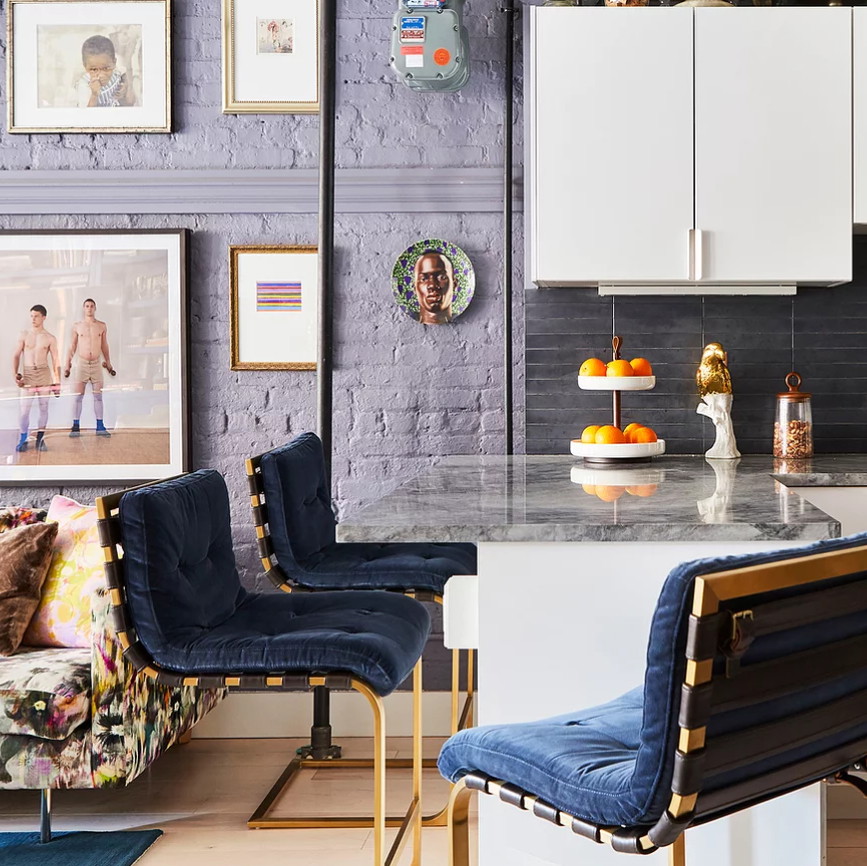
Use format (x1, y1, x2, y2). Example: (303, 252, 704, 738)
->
(0, 501, 224, 800)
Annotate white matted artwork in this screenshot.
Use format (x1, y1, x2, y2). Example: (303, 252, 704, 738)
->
(7, 0, 171, 133)
(0, 229, 188, 483)
(230, 245, 318, 370)
(222, 0, 319, 113)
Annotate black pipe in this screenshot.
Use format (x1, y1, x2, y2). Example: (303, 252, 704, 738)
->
(39, 789, 51, 844)
(503, 1, 516, 455)
(318, 0, 337, 485)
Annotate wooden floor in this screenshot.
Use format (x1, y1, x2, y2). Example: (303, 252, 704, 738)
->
(0, 737, 473, 866)
(1, 737, 865, 864)
(1, 428, 169, 465)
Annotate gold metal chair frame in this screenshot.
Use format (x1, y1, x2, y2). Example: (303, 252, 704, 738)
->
(96, 480, 423, 866)
(444, 543, 867, 866)
(245, 454, 475, 828)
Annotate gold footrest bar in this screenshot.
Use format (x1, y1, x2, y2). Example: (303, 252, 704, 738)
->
(385, 797, 420, 866)
(247, 756, 448, 828)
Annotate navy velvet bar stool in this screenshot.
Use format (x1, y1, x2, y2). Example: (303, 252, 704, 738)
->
(439, 533, 867, 866)
(96, 470, 431, 866)
(245, 432, 477, 826)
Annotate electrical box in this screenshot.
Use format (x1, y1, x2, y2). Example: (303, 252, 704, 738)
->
(390, 0, 470, 93)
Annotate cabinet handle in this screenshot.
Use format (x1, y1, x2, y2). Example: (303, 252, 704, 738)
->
(689, 229, 704, 282)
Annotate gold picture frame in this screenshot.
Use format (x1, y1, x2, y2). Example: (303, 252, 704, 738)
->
(222, 0, 320, 114)
(230, 245, 318, 371)
(7, 0, 172, 134)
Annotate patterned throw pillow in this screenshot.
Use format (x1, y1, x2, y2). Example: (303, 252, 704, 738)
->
(22, 496, 105, 648)
(0, 507, 48, 534)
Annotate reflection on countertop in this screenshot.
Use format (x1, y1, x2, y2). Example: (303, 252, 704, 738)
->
(337, 455, 860, 545)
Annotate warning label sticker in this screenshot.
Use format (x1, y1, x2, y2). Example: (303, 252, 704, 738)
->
(400, 16, 426, 43)
(433, 48, 451, 66)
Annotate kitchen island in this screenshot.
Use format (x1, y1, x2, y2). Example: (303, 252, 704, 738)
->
(340, 455, 864, 866)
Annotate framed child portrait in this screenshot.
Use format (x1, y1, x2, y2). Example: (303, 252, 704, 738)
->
(229, 245, 318, 370)
(0, 229, 189, 484)
(7, 0, 171, 134)
(222, 0, 319, 114)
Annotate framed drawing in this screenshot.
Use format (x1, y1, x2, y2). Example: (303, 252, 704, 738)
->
(6, 0, 171, 134)
(0, 229, 188, 483)
(222, 0, 319, 114)
(230, 245, 318, 370)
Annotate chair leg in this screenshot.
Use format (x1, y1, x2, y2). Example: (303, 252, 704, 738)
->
(447, 777, 475, 866)
(451, 647, 461, 735)
(39, 789, 51, 844)
(353, 670, 422, 866)
(669, 833, 686, 866)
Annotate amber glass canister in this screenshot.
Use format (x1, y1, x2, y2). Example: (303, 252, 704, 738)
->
(773, 372, 813, 459)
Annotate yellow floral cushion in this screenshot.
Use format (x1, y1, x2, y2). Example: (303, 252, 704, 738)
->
(22, 496, 104, 648)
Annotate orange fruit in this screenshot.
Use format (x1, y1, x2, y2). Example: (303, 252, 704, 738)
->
(626, 484, 658, 497)
(582, 484, 596, 496)
(632, 426, 658, 444)
(594, 425, 627, 445)
(623, 422, 642, 438)
(579, 358, 607, 377)
(595, 485, 625, 502)
(580, 425, 601, 444)
(630, 358, 653, 377)
(606, 360, 634, 377)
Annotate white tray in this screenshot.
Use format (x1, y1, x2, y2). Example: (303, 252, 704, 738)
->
(570, 465, 666, 487)
(569, 439, 666, 460)
(577, 375, 656, 391)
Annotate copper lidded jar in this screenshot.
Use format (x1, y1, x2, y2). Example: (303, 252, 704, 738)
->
(773, 372, 813, 459)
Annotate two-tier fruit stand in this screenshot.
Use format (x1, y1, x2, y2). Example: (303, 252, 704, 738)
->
(570, 336, 666, 466)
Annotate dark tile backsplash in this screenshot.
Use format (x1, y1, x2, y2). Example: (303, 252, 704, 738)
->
(525, 236, 867, 456)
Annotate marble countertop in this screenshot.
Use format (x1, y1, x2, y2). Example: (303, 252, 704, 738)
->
(336, 455, 867, 544)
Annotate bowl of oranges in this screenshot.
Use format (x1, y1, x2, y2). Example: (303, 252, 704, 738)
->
(577, 356, 655, 391)
(570, 422, 665, 463)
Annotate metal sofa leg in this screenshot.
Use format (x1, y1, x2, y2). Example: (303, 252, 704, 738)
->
(669, 833, 686, 866)
(447, 778, 475, 866)
(40, 789, 51, 844)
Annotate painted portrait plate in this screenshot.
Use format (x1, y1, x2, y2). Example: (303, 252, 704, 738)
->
(392, 239, 475, 324)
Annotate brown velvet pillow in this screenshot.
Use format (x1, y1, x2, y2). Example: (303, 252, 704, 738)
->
(0, 522, 59, 656)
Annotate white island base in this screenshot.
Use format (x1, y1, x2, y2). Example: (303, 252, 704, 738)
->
(474, 541, 825, 866)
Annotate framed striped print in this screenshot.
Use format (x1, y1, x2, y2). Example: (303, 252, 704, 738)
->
(229, 245, 318, 370)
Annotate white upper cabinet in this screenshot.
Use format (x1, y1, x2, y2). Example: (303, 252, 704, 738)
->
(854, 8, 867, 225)
(529, 7, 853, 289)
(694, 9, 851, 285)
(530, 8, 694, 286)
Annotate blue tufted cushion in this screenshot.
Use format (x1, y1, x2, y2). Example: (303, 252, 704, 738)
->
(120, 470, 246, 655)
(119, 470, 431, 696)
(260, 434, 477, 592)
(260, 433, 336, 566)
(439, 531, 867, 828)
(300, 542, 478, 593)
(151, 589, 430, 696)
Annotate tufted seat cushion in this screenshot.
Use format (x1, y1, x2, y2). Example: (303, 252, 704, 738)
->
(119, 469, 431, 696)
(439, 687, 645, 826)
(260, 433, 477, 592)
(301, 542, 477, 593)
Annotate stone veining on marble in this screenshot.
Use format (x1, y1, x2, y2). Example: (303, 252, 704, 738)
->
(338, 455, 847, 544)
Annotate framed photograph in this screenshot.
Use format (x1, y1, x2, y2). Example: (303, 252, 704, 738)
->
(222, 0, 319, 114)
(230, 245, 318, 370)
(7, 0, 171, 134)
(0, 230, 188, 483)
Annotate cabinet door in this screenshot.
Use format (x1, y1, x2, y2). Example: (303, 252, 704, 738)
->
(694, 8, 852, 285)
(855, 8, 867, 226)
(530, 8, 694, 286)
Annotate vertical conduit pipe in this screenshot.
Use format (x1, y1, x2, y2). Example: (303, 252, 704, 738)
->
(318, 0, 337, 484)
(503, 1, 516, 455)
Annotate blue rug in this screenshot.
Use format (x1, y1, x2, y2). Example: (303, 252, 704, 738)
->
(0, 830, 162, 865)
